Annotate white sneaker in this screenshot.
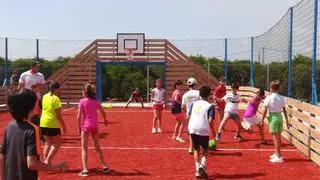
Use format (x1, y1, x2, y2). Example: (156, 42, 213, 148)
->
(175, 137, 185, 143)
(157, 128, 162, 133)
(152, 128, 157, 134)
(269, 153, 276, 159)
(269, 156, 283, 163)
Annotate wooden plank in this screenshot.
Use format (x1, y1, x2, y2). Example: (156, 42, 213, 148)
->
(291, 109, 310, 123)
(291, 138, 310, 157)
(281, 130, 292, 143)
(310, 151, 320, 166)
(310, 139, 320, 153)
(60, 94, 82, 99)
(97, 57, 165, 61)
(166, 71, 193, 76)
(96, 39, 116, 43)
(309, 116, 320, 129)
(310, 128, 320, 141)
(145, 39, 166, 42)
(68, 76, 93, 80)
(303, 103, 320, 116)
(289, 127, 309, 146)
(97, 52, 166, 57)
(288, 117, 310, 135)
(67, 67, 96, 71)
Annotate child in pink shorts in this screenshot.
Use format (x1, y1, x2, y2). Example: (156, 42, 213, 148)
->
(151, 79, 166, 134)
(77, 83, 110, 177)
(171, 80, 185, 142)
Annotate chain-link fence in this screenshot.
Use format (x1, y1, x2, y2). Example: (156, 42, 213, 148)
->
(0, 0, 319, 104)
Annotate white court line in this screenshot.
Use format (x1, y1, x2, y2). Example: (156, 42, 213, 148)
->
(63, 108, 75, 112)
(59, 146, 297, 152)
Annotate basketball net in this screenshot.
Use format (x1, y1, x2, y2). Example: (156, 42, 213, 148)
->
(125, 48, 134, 60)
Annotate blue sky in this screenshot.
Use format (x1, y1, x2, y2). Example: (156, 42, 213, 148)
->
(0, 0, 301, 40)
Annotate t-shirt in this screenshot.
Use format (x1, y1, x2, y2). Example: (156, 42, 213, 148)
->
(223, 92, 243, 113)
(40, 92, 62, 128)
(188, 100, 215, 136)
(79, 98, 100, 128)
(182, 89, 201, 115)
(213, 85, 226, 98)
(263, 93, 285, 112)
(131, 91, 141, 100)
(171, 89, 183, 114)
(243, 99, 259, 118)
(152, 88, 166, 105)
(213, 85, 226, 108)
(19, 70, 45, 90)
(1, 120, 41, 180)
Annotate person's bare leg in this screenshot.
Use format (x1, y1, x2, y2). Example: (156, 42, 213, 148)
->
(81, 132, 89, 172)
(44, 135, 62, 164)
(92, 132, 108, 168)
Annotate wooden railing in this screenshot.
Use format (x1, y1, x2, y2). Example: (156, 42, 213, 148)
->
(228, 86, 320, 166)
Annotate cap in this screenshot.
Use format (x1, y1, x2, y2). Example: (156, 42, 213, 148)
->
(187, 78, 197, 85)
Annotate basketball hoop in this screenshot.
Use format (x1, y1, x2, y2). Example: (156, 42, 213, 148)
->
(125, 48, 134, 60)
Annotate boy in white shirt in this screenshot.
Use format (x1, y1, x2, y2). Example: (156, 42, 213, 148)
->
(182, 78, 201, 154)
(188, 85, 215, 178)
(262, 80, 289, 163)
(214, 82, 247, 141)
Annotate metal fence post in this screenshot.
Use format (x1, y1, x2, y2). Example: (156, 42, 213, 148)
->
(288, 7, 293, 97)
(312, 0, 318, 104)
(250, 37, 254, 86)
(36, 39, 39, 62)
(4, 38, 8, 86)
(224, 38, 228, 81)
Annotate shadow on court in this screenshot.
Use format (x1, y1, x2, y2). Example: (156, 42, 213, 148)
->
(209, 172, 265, 179)
(64, 168, 150, 177)
(208, 151, 242, 157)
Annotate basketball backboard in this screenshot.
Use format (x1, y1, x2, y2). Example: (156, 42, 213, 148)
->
(117, 33, 145, 54)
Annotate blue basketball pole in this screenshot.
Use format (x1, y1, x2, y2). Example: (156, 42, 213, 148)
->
(288, 7, 293, 97)
(250, 37, 254, 87)
(312, 0, 318, 104)
(96, 62, 102, 102)
(224, 38, 228, 81)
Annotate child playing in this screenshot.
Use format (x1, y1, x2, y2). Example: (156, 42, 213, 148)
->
(188, 85, 215, 178)
(214, 82, 247, 141)
(0, 89, 67, 180)
(261, 80, 289, 163)
(124, 87, 144, 108)
(31, 83, 41, 127)
(40, 81, 67, 165)
(182, 77, 201, 154)
(213, 78, 227, 131)
(77, 83, 110, 176)
(241, 88, 267, 144)
(171, 80, 185, 143)
(151, 79, 166, 134)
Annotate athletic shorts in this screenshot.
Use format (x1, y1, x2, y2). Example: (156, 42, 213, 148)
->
(153, 104, 163, 111)
(268, 112, 283, 133)
(82, 126, 99, 133)
(225, 111, 240, 121)
(172, 112, 185, 120)
(191, 134, 209, 150)
(41, 127, 61, 137)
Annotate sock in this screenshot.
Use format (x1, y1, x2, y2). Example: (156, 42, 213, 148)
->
(201, 157, 207, 167)
(195, 162, 200, 171)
